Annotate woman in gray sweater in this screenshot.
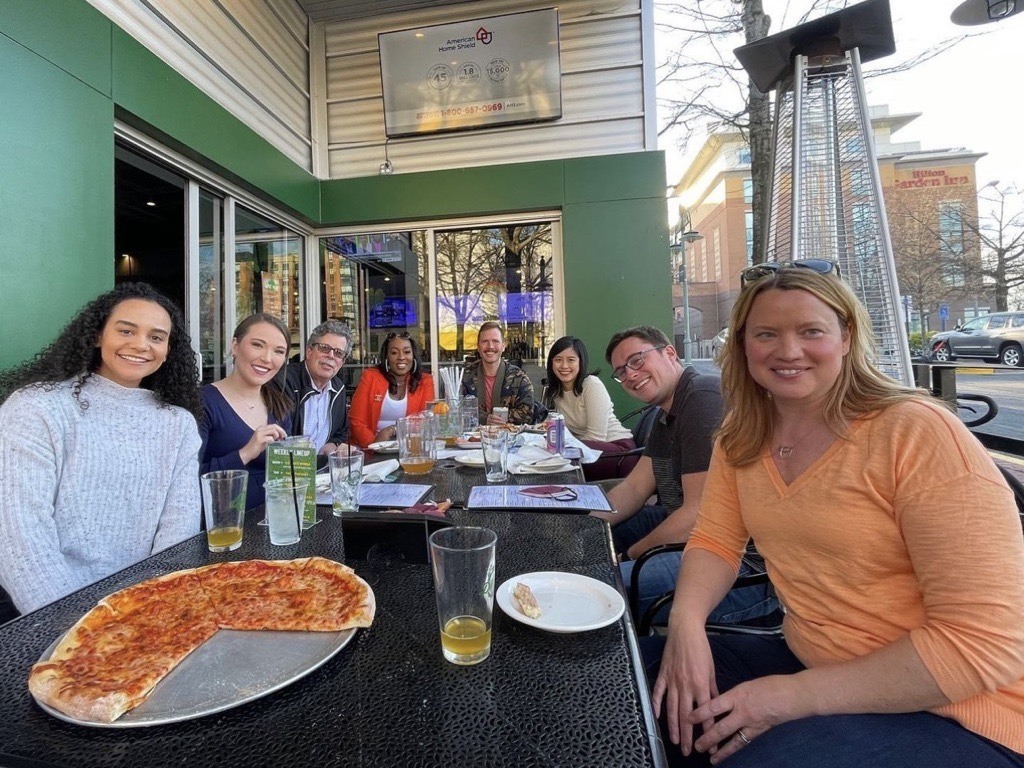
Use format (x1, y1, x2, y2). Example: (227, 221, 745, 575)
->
(0, 283, 202, 614)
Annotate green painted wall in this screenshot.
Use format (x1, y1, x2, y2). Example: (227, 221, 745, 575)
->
(1, 0, 671, 421)
(0, 0, 320, 369)
(321, 152, 671, 416)
(0, 30, 114, 367)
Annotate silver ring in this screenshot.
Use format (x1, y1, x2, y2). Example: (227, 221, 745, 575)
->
(737, 729, 751, 745)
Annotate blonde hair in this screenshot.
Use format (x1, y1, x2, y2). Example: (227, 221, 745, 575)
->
(718, 268, 928, 466)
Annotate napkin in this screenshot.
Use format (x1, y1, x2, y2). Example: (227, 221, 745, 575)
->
(363, 459, 400, 482)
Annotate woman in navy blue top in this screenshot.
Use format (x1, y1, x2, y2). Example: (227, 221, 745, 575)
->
(199, 314, 293, 510)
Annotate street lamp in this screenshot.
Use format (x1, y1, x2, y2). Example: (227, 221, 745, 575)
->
(669, 229, 703, 365)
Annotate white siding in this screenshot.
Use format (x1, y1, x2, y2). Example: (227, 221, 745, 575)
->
(322, 0, 652, 179)
(87, 0, 312, 172)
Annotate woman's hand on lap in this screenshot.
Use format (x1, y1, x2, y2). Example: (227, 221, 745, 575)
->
(689, 674, 804, 764)
(652, 622, 718, 757)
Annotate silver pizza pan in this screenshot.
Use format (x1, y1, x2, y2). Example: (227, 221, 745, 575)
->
(33, 627, 357, 728)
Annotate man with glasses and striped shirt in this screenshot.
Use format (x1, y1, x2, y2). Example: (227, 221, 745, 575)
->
(596, 325, 776, 626)
(277, 320, 353, 458)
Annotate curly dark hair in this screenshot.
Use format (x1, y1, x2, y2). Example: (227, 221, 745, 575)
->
(375, 332, 426, 395)
(0, 283, 201, 418)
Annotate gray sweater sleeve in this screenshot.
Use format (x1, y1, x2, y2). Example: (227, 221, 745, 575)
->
(0, 388, 82, 611)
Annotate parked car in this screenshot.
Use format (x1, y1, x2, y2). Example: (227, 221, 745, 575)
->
(928, 312, 1024, 367)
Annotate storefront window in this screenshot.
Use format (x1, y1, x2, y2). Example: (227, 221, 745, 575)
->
(235, 205, 303, 356)
(198, 190, 224, 383)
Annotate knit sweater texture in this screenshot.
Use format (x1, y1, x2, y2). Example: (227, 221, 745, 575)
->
(0, 375, 201, 613)
(689, 398, 1024, 753)
(551, 375, 632, 442)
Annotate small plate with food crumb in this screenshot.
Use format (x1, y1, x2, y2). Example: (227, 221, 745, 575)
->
(495, 572, 625, 633)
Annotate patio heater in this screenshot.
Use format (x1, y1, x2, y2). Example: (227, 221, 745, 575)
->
(735, 0, 913, 386)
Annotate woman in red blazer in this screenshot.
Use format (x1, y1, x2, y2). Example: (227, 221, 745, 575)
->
(349, 332, 435, 449)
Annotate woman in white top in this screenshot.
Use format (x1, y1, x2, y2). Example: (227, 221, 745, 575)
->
(349, 332, 435, 449)
(543, 336, 636, 480)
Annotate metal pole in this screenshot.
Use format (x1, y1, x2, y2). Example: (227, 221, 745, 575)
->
(681, 260, 691, 365)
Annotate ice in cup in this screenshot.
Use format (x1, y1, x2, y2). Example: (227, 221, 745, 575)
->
(397, 412, 437, 475)
(200, 470, 248, 552)
(480, 425, 508, 483)
(429, 526, 497, 665)
(329, 445, 364, 517)
(264, 478, 307, 545)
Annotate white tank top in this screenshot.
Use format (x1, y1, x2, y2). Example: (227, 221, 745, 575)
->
(376, 392, 408, 432)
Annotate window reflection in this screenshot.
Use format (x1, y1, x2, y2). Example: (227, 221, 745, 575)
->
(198, 190, 224, 383)
(235, 206, 302, 356)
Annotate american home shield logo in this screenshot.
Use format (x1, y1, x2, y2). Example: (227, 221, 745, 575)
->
(475, 27, 493, 44)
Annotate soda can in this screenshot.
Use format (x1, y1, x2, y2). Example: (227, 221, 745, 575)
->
(545, 413, 566, 455)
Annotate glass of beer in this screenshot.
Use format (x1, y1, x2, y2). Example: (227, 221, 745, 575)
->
(429, 526, 497, 665)
(397, 412, 437, 475)
(200, 470, 248, 552)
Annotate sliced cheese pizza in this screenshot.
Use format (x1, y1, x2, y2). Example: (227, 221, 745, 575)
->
(28, 557, 374, 723)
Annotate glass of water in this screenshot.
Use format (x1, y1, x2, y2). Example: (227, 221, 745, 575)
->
(328, 445, 364, 517)
(264, 478, 306, 545)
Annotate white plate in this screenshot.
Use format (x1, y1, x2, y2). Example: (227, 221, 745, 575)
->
(368, 440, 399, 453)
(496, 572, 625, 633)
(454, 452, 485, 467)
(454, 439, 483, 450)
(509, 461, 574, 475)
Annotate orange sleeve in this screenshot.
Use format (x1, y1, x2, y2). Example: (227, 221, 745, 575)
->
(348, 369, 385, 449)
(407, 374, 435, 415)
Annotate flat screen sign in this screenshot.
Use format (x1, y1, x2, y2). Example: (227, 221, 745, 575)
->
(378, 8, 561, 138)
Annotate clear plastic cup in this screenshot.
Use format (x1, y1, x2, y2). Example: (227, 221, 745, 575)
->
(264, 478, 306, 545)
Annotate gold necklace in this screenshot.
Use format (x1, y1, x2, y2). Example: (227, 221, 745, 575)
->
(773, 423, 823, 460)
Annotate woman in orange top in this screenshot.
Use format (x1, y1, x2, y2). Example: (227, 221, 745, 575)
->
(348, 332, 434, 449)
(652, 261, 1024, 767)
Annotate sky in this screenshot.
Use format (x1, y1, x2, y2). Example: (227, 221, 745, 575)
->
(658, 0, 1024, 198)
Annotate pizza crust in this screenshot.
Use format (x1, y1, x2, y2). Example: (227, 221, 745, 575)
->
(28, 558, 374, 723)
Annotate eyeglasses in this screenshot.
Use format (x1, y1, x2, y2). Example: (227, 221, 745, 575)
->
(739, 259, 840, 287)
(311, 342, 348, 360)
(612, 344, 667, 383)
(518, 486, 579, 502)
(385, 332, 412, 341)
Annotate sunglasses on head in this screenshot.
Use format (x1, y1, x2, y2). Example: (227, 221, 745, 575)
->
(385, 332, 412, 341)
(739, 259, 841, 287)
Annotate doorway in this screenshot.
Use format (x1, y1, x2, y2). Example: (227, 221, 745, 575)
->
(114, 145, 186, 310)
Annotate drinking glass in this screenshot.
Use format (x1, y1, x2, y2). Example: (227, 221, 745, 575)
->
(480, 425, 508, 482)
(264, 479, 307, 545)
(460, 395, 479, 434)
(329, 445, 364, 517)
(200, 470, 248, 552)
(428, 399, 460, 446)
(429, 526, 497, 665)
(397, 412, 437, 475)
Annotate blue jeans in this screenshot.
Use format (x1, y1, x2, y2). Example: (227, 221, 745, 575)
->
(645, 635, 1024, 768)
(621, 552, 778, 627)
(612, 504, 669, 553)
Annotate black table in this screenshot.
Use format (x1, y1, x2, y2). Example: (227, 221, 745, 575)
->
(388, 458, 586, 509)
(0, 508, 666, 768)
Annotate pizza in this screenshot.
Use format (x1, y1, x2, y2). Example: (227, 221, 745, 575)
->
(28, 557, 374, 723)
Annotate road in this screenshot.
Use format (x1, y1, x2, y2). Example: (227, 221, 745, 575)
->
(954, 368, 1024, 442)
(690, 359, 1024, 444)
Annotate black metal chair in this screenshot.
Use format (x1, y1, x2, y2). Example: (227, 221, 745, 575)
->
(0, 585, 19, 626)
(599, 404, 660, 474)
(629, 542, 784, 637)
(996, 463, 1024, 529)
